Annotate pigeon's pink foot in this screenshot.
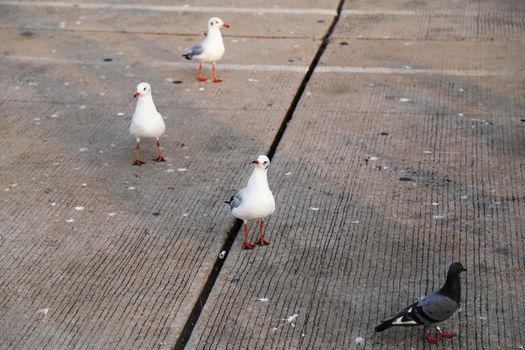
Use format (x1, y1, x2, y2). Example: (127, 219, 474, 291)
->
(133, 159, 146, 166)
(424, 330, 439, 344)
(212, 78, 223, 83)
(243, 242, 255, 250)
(153, 155, 166, 162)
(254, 238, 269, 246)
(437, 330, 456, 339)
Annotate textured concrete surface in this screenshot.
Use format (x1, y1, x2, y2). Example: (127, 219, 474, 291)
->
(0, 0, 524, 349)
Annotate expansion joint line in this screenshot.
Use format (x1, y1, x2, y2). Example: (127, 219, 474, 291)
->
(172, 1, 346, 348)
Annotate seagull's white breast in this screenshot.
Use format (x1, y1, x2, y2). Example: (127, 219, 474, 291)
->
(129, 96, 165, 140)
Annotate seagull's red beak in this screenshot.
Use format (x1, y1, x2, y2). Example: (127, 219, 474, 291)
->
(222, 23, 230, 28)
(134, 91, 141, 98)
(252, 160, 259, 165)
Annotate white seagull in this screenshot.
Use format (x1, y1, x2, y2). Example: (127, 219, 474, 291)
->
(183, 17, 229, 83)
(129, 82, 166, 166)
(226, 155, 276, 249)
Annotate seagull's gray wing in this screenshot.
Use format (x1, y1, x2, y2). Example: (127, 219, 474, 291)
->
(225, 189, 244, 210)
(182, 43, 204, 60)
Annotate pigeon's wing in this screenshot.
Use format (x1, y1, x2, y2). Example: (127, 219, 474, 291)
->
(226, 189, 245, 210)
(182, 42, 204, 60)
(417, 292, 459, 323)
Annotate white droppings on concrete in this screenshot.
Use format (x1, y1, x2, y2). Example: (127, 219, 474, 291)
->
(256, 297, 269, 303)
(433, 214, 446, 219)
(461, 195, 468, 200)
(74, 206, 84, 211)
(458, 112, 464, 117)
(51, 202, 56, 206)
(51, 113, 58, 118)
(108, 212, 116, 217)
(79, 147, 88, 152)
(199, 87, 205, 91)
(110, 143, 116, 147)
(424, 150, 433, 154)
(399, 97, 410, 102)
(33, 117, 41, 121)
(14, 86, 20, 90)
(309, 207, 319, 211)
(177, 168, 187, 172)
(285, 172, 292, 176)
(405, 66, 411, 69)
(248, 78, 258, 82)
(127, 186, 136, 190)
(37, 308, 49, 317)
(99, 92, 105, 96)
(432, 202, 439, 206)
(351, 220, 359, 224)
(28, 82, 39, 86)
(272, 313, 299, 331)
(59, 22, 65, 28)
(165, 169, 175, 173)
(458, 87, 464, 92)
(79, 105, 86, 109)
(66, 219, 75, 223)
(479, 316, 488, 320)
(369, 156, 378, 160)
(182, 213, 188, 217)
(354, 336, 365, 347)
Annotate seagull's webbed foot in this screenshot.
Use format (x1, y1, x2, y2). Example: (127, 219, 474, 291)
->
(242, 242, 255, 250)
(133, 159, 146, 166)
(424, 330, 440, 344)
(212, 78, 223, 83)
(198, 77, 207, 82)
(254, 238, 269, 246)
(153, 155, 166, 162)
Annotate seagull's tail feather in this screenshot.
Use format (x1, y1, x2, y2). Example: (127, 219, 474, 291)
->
(182, 53, 192, 60)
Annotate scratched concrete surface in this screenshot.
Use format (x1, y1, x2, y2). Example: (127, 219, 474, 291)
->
(0, 0, 524, 349)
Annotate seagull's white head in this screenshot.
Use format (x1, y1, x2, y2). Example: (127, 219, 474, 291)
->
(134, 82, 152, 98)
(208, 17, 229, 30)
(252, 155, 270, 170)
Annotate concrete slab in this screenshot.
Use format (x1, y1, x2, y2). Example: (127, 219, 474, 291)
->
(0, 2, 326, 344)
(334, 9, 525, 41)
(0, 3, 333, 38)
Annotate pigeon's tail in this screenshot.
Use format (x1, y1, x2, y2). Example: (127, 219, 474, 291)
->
(182, 53, 192, 60)
(375, 320, 395, 332)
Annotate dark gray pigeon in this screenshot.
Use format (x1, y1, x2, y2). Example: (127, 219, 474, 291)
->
(375, 262, 466, 344)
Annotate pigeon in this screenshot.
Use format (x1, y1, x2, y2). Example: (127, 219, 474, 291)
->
(182, 17, 229, 83)
(129, 82, 166, 166)
(375, 262, 466, 344)
(226, 155, 275, 249)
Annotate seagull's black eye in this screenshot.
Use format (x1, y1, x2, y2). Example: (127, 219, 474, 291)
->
(143, 87, 146, 90)
(264, 161, 268, 165)
(210, 22, 213, 26)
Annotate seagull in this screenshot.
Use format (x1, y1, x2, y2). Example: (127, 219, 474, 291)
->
(226, 155, 275, 249)
(375, 262, 466, 344)
(129, 82, 166, 166)
(182, 17, 229, 83)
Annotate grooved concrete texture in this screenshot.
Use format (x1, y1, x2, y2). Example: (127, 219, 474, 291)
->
(186, 1, 525, 350)
(1, 0, 524, 350)
(0, 1, 331, 348)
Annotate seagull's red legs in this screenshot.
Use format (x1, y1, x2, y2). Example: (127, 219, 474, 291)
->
(242, 223, 254, 249)
(133, 142, 145, 166)
(254, 219, 269, 246)
(437, 327, 456, 339)
(424, 330, 439, 344)
(153, 138, 166, 162)
(198, 64, 207, 82)
(212, 63, 222, 83)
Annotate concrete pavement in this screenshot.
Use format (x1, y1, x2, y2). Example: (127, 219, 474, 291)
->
(0, 0, 524, 349)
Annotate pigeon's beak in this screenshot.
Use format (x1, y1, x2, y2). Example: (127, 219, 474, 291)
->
(134, 91, 141, 98)
(252, 160, 259, 165)
(222, 23, 230, 28)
